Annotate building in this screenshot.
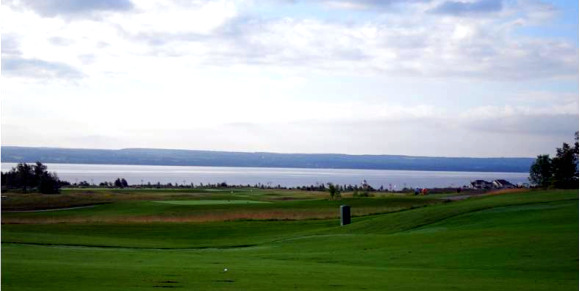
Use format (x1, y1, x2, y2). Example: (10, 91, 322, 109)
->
(471, 180, 493, 189)
(492, 179, 515, 189)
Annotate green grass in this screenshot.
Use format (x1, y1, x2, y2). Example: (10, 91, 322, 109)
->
(2, 190, 441, 223)
(2, 189, 578, 290)
(1, 188, 323, 211)
(2, 220, 336, 248)
(153, 199, 271, 205)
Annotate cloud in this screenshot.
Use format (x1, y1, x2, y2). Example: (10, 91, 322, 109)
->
(164, 14, 575, 80)
(100, 0, 575, 81)
(430, 0, 503, 16)
(48, 37, 75, 46)
(2, 57, 84, 79)
(514, 91, 578, 105)
(1, 35, 21, 56)
(464, 113, 579, 136)
(510, 0, 557, 24)
(5, 0, 573, 81)
(6, 0, 133, 18)
(322, 0, 427, 10)
(182, 110, 578, 157)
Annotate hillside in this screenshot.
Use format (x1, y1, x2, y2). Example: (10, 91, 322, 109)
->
(1, 146, 534, 172)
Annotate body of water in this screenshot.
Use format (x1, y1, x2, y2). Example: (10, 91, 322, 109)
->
(1, 163, 530, 189)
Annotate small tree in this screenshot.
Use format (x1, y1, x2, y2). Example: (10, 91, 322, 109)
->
(327, 183, 341, 200)
(529, 155, 552, 188)
(78, 181, 90, 187)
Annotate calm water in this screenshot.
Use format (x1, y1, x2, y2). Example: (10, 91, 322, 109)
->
(1, 163, 529, 189)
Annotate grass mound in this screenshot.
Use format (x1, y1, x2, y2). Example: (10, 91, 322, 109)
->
(336, 189, 577, 235)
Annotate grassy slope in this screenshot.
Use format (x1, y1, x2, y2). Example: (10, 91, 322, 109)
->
(1, 188, 324, 211)
(2, 190, 578, 290)
(2, 190, 440, 223)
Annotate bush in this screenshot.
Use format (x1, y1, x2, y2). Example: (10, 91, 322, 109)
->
(327, 183, 341, 200)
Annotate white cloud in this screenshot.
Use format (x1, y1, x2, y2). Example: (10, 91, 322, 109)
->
(1, 0, 577, 157)
(112, 0, 238, 36)
(112, 5, 576, 81)
(2, 0, 576, 81)
(5, 0, 134, 18)
(2, 57, 84, 79)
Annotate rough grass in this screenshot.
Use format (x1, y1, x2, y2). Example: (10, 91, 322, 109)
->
(2, 189, 441, 223)
(1, 205, 430, 224)
(1, 188, 325, 211)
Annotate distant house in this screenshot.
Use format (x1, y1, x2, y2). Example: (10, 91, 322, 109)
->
(492, 179, 515, 189)
(471, 180, 493, 189)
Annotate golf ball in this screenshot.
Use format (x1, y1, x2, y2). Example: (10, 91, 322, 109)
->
(224, 268, 228, 272)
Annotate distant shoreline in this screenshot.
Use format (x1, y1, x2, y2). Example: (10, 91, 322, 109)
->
(0, 161, 530, 174)
(1, 162, 530, 189)
(1, 146, 535, 173)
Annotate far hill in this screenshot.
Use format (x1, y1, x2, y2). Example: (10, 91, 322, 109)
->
(1, 146, 534, 173)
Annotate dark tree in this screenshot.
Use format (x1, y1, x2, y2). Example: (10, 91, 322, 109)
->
(33, 162, 47, 181)
(529, 155, 552, 188)
(575, 131, 579, 171)
(16, 163, 35, 193)
(114, 178, 123, 188)
(529, 133, 580, 189)
(575, 131, 579, 157)
(39, 172, 61, 194)
(552, 142, 578, 189)
(78, 181, 90, 187)
(121, 178, 129, 188)
(1, 162, 61, 194)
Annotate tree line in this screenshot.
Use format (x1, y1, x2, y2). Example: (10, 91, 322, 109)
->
(1, 162, 62, 194)
(529, 132, 579, 188)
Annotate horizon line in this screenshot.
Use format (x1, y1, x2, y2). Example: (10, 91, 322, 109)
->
(0, 145, 537, 159)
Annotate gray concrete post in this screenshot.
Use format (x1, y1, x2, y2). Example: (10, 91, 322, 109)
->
(340, 205, 351, 226)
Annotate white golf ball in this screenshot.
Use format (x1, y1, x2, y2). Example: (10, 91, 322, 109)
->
(224, 268, 228, 272)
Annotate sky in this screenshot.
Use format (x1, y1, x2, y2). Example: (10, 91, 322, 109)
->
(1, 0, 578, 157)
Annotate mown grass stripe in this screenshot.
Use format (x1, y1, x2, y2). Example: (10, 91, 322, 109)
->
(152, 200, 270, 205)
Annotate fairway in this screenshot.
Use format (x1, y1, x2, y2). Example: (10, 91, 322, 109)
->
(2, 189, 578, 290)
(153, 199, 271, 205)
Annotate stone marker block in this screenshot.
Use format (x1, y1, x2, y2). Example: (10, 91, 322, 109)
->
(340, 205, 351, 226)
